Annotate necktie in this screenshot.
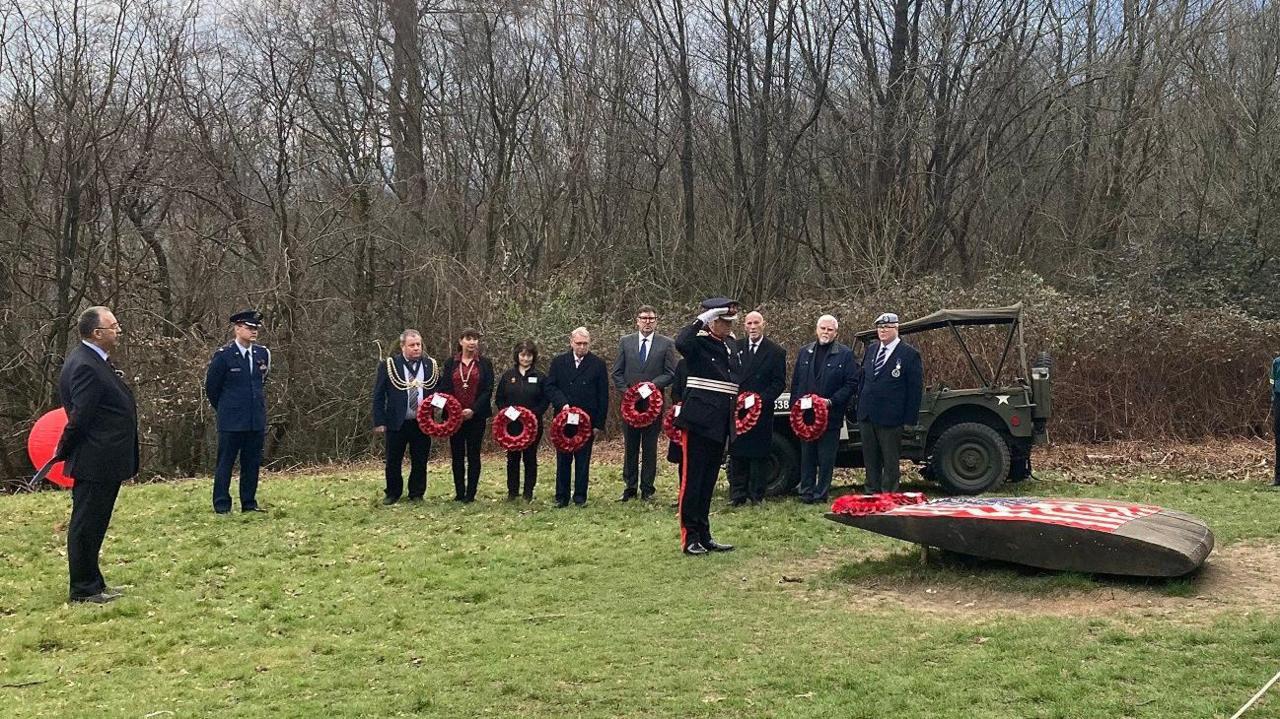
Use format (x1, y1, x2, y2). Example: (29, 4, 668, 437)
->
(874, 346, 888, 375)
(751, 342, 758, 356)
(244, 349, 252, 374)
(639, 337, 648, 364)
(406, 362, 420, 415)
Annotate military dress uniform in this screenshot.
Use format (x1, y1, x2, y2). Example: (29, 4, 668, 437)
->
(205, 310, 270, 513)
(674, 299, 742, 555)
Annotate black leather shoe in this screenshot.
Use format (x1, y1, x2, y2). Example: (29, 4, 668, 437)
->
(683, 542, 709, 556)
(641, 492, 655, 501)
(407, 497, 424, 504)
(729, 499, 747, 507)
(555, 500, 569, 508)
(214, 508, 232, 515)
(69, 592, 117, 605)
(242, 506, 268, 513)
(617, 492, 636, 502)
(381, 497, 398, 506)
(704, 538, 735, 552)
(799, 496, 819, 505)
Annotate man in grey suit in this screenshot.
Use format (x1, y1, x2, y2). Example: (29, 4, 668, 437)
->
(611, 305, 678, 500)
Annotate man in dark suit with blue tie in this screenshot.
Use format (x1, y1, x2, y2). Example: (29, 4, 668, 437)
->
(371, 329, 439, 504)
(56, 306, 138, 603)
(856, 312, 924, 493)
(790, 314, 860, 504)
(205, 310, 271, 514)
(611, 305, 678, 501)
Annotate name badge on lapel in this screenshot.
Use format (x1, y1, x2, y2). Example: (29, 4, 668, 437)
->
(528, 377, 538, 383)
(230, 367, 242, 373)
(891, 360, 902, 378)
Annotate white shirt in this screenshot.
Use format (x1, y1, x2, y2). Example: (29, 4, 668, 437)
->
(876, 337, 901, 366)
(81, 340, 109, 362)
(748, 337, 762, 354)
(235, 339, 254, 372)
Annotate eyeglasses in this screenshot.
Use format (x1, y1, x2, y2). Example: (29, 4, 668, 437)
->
(637, 316, 657, 321)
(95, 324, 123, 333)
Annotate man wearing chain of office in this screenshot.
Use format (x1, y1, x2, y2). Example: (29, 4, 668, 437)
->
(371, 329, 439, 504)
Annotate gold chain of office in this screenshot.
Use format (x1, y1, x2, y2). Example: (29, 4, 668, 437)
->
(385, 356, 440, 392)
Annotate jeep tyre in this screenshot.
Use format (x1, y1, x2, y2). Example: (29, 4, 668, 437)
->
(764, 433, 800, 496)
(932, 422, 1011, 495)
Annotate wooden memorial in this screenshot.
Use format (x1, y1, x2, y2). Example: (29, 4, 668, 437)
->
(826, 496, 1214, 577)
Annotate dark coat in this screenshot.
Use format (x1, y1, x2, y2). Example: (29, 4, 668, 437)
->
(544, 351, 609, 429)
(856, 340, 924, 427)
(730, 335, 787, 458)
(205, 341, 271, 433)
(56, 343, 139, 483)
(438, 355, 495, 421)
(371, 354, 440, 432)
(790, 341, 860, 436)
(495, 366, 550, 420)
(674, 319, 742, 443)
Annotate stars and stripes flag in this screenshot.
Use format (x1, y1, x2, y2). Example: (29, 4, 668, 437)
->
(886, 497, 1160, 533)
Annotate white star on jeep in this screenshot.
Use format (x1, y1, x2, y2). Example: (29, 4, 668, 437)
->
(995, 395, 1010, 405)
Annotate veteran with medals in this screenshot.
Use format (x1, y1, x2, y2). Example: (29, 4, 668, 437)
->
(674, 298, 742, 555)
(372, 329, 439, 504)
(856, 312, 924, 494)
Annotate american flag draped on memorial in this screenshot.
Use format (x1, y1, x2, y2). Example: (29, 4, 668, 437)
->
(884, 497, 1161, 533)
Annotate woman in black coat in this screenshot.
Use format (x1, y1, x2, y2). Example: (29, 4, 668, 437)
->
(495, 339, 549, 500)
(438, 328, 494, 502)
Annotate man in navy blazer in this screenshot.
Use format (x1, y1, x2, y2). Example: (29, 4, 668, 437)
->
(790, 314, 860, 503)
(371, 329, 439, 504)
(56, 306, 138, 603)
(856, 312, 924, 493)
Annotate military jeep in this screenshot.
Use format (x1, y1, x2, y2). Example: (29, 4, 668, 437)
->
(763, 304, 1051, 495)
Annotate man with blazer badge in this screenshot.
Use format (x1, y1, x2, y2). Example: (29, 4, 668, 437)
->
(790, 314, 860, 504)
(205, 309, 271, 514)
(674, 298, 742, 555)
(856, 312, 924, 493)
(610, 304, 678, 501)
(727, 311, 786, 505)
(56, 306, 139, 604)
(371, 328, 439, 504)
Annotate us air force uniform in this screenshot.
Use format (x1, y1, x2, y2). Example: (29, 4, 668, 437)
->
(205, 310, 270, 513)
(674, 298, 742, 555)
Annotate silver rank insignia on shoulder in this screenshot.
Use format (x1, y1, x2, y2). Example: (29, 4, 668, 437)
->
(891, 360, 901, 378)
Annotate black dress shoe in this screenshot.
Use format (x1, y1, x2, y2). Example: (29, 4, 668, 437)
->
(729, 499, 747, 507)
(641, 492, 655, 501)
(242, 506, 268, 513)
(683, 542, 709, 556)
(214, 508, 232, 515)
(407, 497, 424, 504)
(381, 496, 399, 506)
(704, 538, 734, 552)
(617, 492, 636, 502)
(555, 500, 569, 508)
(69, 592, 117, 605)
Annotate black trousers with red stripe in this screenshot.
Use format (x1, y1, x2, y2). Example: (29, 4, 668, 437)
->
(680, 432, 725, 548)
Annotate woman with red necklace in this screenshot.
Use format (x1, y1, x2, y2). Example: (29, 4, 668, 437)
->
(439, 328, 494, 502)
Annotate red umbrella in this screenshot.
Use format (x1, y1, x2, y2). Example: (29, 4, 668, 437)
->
(27, 408, 72, 488)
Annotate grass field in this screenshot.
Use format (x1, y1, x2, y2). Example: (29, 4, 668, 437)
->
(2, 462, 1279, 718)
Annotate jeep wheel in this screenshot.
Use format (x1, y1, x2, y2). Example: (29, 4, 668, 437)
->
(931, 422, 1011, 495)
(764, 434, 800, 496)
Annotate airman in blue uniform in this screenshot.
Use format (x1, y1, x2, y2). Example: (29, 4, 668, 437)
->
(205, 310, 271, 514)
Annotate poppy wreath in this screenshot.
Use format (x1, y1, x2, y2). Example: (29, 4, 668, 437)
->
(831, 492, 927, 516)
(621, 381, 664, 429)
(663, 402, 685, 445)
(550, 405, 593, 454)
(735, 391, 763, 435)
(788, 393, 829, 442)
(417, 392, 464, 437)
(492, 406, 539, 452)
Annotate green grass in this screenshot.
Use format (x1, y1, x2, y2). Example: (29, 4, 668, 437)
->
(1, 465, 1279, 718)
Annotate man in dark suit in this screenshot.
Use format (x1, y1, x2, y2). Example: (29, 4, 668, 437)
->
(371, 329, 439, 504)
(674, 298, 742, 555)
(610, 305, 678, 501)
(56, 306, 138, 604)
(728, 311, 787, 505)
(856, 312, 924, 493)
(545, 327, 609, 507)
(790, 314, 860, 504)
(204, 310, 271, 514)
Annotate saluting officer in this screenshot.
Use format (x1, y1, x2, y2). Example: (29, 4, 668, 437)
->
(205, 310, 271, 514)
(674, 298, 742, 555)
